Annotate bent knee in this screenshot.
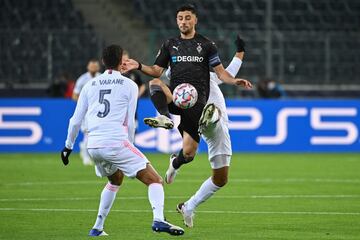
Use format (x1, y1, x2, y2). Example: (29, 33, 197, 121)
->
(212, 176, 228, 187)
(108, 170, 123, 186)
(149, 175, 163, 185)
(109, 177, 122, 186)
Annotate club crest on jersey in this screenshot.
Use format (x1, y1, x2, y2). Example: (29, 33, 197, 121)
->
(196, 43, 202, 54)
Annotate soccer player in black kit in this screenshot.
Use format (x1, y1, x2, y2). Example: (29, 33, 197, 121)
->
(123, 3, 251, 176)
(122, 4, 252, 217)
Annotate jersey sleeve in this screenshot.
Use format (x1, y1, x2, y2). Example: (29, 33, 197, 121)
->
(154, 40, 170, 68)
(125, 84, 138, 143)
(65, 85, 89, 149)
(225, 57, 243, 78)
(208, 41, 221, 68)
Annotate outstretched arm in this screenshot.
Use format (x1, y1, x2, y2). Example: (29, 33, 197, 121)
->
(122, 59, 164, 78)
(213, 64, 252, 89)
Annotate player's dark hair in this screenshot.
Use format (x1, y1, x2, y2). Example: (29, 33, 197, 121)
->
(176, 3, 197, 16)
(102, 44, 123, 69)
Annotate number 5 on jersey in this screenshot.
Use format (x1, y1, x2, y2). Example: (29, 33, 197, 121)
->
(97, 89, 111, 118)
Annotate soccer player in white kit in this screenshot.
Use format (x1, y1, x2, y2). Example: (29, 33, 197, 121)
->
(72, 59, 100, 166)
(60, 45, 184, 236)
(165, 35, 246, 228)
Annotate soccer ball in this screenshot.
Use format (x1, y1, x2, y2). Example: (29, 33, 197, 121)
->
(172, 83, 198, 109)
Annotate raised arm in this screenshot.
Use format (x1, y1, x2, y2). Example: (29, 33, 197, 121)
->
(211, 35, 245, 84)
(207, 36, 252, 89)
(226, 35, 245, 77)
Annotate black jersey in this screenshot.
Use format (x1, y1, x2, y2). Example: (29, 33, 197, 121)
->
(154, 33, 221, 105)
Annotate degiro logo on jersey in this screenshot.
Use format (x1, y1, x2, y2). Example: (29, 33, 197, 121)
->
(171, 56, 204, 63)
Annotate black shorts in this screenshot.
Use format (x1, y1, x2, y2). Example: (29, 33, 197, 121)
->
(168, 101, 205, 143)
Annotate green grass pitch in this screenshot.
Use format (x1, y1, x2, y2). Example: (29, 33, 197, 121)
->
(0, 153, 359, 239)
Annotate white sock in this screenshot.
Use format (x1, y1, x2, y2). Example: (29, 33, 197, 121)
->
(185, 177, 221, 213)
(148, 183, 164, 222)
(93, 182, 120, 230)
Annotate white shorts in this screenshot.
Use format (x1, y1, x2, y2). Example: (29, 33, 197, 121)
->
(209, 154, 231, 169)
(202, 114, 232, 156)
(88, 140, 149, 178)
(201, 109, 232, 169)
(203, 80, 232, 168)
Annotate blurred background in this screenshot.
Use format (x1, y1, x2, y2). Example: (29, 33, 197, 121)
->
(0, 0, 359, 98)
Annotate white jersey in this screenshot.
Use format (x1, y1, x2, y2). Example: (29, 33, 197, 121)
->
(74, 72, 99, 133)
(73, 72, 100, 95)
(204, 57, 242, 160)
(65, 70, 138, 150)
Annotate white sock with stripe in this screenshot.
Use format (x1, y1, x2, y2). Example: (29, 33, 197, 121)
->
(148, 183, 165, 222)
(93, 182, 120, 230)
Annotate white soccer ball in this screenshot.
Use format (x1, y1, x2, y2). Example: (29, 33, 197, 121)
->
(172, 83, 198, 109)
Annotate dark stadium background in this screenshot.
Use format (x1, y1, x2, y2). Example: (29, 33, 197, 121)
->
(1, 0, 359, 98)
